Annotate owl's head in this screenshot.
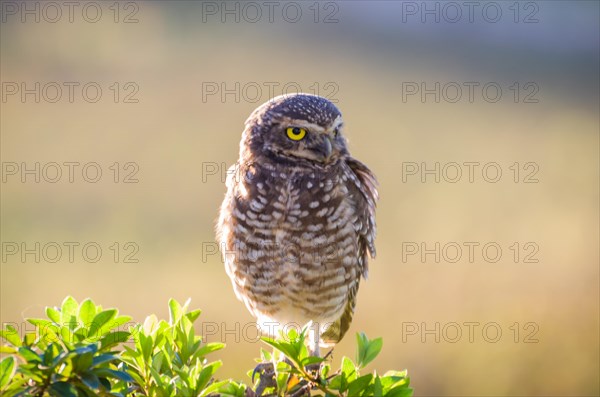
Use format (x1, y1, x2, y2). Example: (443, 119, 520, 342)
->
(240, 94, 349, 165)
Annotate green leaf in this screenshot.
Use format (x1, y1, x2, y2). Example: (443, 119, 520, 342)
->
(78, 299, 97, 325)
(173, 365, 190, 385)
(202, 379, 237, 397)
(356, 333, 383, 368)
(75, 351, 94, 372)
(94, 368, 134, 382)
(181, 297, 192, 312)
(275, 360, 291, 395)
(328, 374, 343, 391)
(52, 349, 76, 368)
(80, 371, 100, 390)
(195, 342, 225, 360)
(385, 385, 413, 397)
(364, 337, 383, 367)
(1, 374, 27, 396)
(301, 355, 324, 367)
(74, 345, 97, 355)
(259, 348, 272, 362)
(49, 381, 78, 397)
(0, 325, 22, 347)
(29, 319, 60, 345)
(321, 363, 330, 379)
(23, 332, 36, 346)
(88, 309, 117, 338)
(122, 344, 141, 358)
(356, 332, 368, 367)
(122, 345, 145, 370)
(42, 343, 60, 366)
(342, 356, 358, 382)
(168, 299, 183, 325)
(18, 346, 41, 363)
(99, 331, 130, 351)
(91, 354, 118, 368)
(380, 370, 410, 391)
(261, 337, 302, 366)
(383, 370, 408, 379)
(197, 360, 222, 391)
(46, 306, 61, 323)
(185, 309, 202, 324)
(98, 377, 112, 390)
(61, 296, 79, 330)
(374, 374, 384, 397)
(138, 332, 154, 363)
(0, 346, 17, 354)
(348, 373, 374, 397)
(60, 326, 73, 347)
(148, 365, 164, 388)
(151, 350, 165, 374)
(143, 314, 158, 335)
(107, 316, 132, 332)
(125, 366, 145, 387)
(0, 356, 16, 390)
(28, 318, 53, 328)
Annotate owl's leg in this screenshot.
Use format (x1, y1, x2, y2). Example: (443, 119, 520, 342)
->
(306, 323, 340, 380)
(304, 323, 324, 377)
(308, 324, 321, 357)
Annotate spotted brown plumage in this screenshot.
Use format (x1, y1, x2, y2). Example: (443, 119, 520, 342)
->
(216, 93, 377, 352)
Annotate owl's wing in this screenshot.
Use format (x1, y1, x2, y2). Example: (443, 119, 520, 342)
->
(321, 158, 378, 345)
(346, 157, 378, 278)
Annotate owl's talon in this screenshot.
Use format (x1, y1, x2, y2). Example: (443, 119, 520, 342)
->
(304, 362, 322, 374)
(304, 349, 331, 376)
(252, 362, 276, 396)
(252, 362, 274, 382)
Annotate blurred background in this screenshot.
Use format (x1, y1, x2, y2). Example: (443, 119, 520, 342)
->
(1, 1, 598, 395)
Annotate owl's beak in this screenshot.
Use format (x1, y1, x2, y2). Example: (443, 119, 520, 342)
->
(314, 136, 333, 161)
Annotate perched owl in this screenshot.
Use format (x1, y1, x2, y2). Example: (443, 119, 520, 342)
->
(217, 93, 377, 354)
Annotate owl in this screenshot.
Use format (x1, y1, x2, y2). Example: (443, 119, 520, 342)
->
(216, 93, 377, 355)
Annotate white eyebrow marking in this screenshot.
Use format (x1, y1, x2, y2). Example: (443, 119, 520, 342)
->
(287, 117, 344, 134)
(287, 120, 326, 133)
(332, 115, 344, 129)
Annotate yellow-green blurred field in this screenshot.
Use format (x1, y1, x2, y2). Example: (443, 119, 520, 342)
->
(1, 2, 598, 396)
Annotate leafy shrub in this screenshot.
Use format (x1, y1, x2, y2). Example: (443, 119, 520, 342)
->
(0, 297, 412, 397)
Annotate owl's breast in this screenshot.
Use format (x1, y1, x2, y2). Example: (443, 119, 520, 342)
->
(219, 162, 360, 324)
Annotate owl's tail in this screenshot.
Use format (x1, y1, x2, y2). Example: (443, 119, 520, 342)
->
(320, 281, 359, 346)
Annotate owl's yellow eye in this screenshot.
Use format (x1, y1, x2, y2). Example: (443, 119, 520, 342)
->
(286, 127, 306, 141)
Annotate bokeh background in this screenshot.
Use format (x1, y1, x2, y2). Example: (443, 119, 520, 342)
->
(1, 1, 598, 396)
